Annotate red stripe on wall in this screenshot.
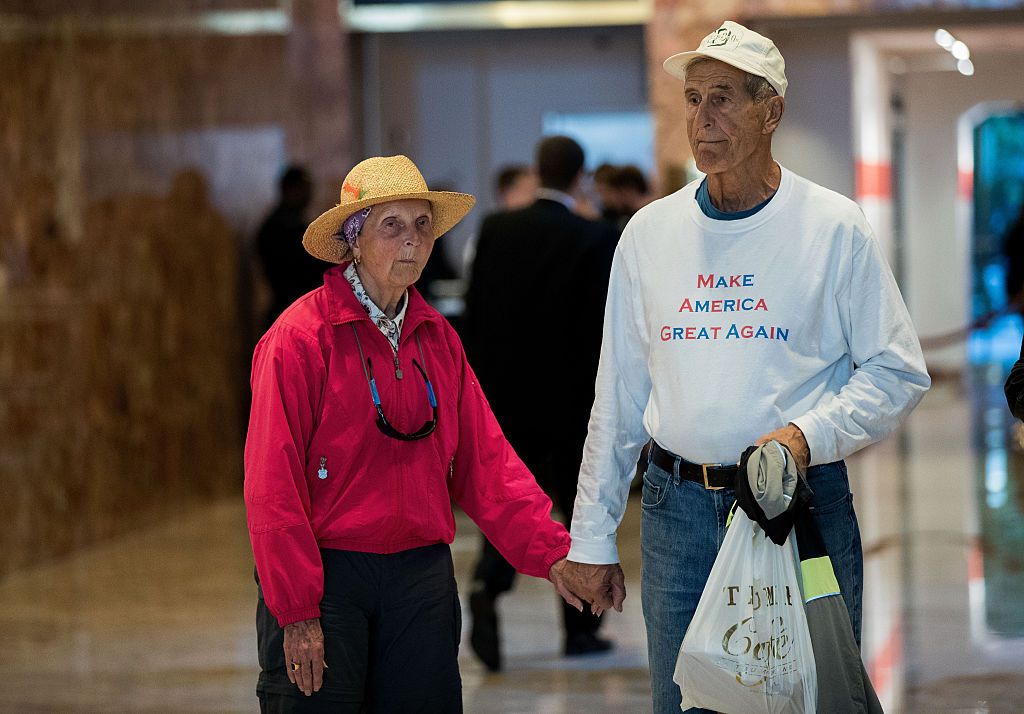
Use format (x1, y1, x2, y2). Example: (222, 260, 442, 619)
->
(856, 161, 892, 200)
(958, 169, 974, 201)
(968, 535, 983, 582)
(867, 620, 902, 697)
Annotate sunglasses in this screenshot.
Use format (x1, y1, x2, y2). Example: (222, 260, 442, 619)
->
(353, 326, 438, 441)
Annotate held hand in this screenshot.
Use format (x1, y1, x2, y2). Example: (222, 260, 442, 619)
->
(560, 560, 626, 614)
(549, 557, 586, 612)
(283, 618, 327, 696)
(755, 423, 810, 472)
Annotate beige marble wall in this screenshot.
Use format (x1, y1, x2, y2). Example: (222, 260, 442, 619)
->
(0, 1, 353, 577)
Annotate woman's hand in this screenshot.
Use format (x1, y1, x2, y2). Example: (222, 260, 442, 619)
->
(283, 618, 327, 696)
(549, 557, 587, 612)
(556, 559, 626, 617)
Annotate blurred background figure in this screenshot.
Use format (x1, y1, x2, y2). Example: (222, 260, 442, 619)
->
(1003, 202, 1024, 314)
(607, 164, 653, 228)
(592, 163, 653, 233)
(593, 162, 622, 223)
(256, 166, 329, 330)
(462, 164, 539, 276)
(496, 164, 540, 212)
(462, 135, 618, 671)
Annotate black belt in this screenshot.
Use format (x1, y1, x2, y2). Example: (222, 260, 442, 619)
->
(649, 441, 737, 490)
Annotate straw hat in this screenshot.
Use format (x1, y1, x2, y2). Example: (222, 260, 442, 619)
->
(303, 155, 476, 263)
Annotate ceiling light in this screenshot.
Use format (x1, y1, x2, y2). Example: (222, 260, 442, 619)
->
(957, 58, 975, 76)
(951, 40, 970, 60)
(934, 29, 954, 49)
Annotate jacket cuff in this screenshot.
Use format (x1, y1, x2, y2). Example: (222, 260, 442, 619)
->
(567, 537, 620, 565)
(275, 605, 322, 628)
(540, 544, 571, 579)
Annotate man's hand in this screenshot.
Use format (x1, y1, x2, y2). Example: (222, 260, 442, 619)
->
(283, 618, 327, 696)
(559, 560, 626, 614)
(755, 423, 810, 472)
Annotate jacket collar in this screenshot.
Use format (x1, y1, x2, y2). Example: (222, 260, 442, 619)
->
(325, 263, 439, 335)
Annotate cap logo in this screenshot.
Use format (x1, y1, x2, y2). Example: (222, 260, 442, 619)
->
(705, 27, 734, 48)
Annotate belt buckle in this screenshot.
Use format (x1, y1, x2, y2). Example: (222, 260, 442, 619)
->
(702, 463, 724, 490)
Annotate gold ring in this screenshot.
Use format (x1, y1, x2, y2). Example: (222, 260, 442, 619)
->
(291, 662, 301, 671)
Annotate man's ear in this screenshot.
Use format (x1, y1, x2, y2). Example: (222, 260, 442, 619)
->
(762, 95, 785, 135)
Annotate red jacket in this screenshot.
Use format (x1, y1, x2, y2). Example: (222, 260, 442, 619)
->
(244, 264, 571, 626)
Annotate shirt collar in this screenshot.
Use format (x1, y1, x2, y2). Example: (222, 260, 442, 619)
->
(535, 188, 576, 211)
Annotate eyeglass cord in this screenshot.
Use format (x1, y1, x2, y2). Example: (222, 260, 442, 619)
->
(352, 324, 436, 408)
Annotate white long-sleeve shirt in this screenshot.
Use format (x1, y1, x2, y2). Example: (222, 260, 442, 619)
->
(568, 167, 930, 564)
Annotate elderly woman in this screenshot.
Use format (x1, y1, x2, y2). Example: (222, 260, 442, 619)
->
(244, 155, 581, 713)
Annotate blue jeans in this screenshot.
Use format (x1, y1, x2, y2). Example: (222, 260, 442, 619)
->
(640, 455, 863, 714)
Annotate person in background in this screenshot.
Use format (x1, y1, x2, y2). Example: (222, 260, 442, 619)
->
(462, 136, 619, 671)
(593, 163, 623, 223)
(245, 154, 582, 712)
(461, 165, 538, 276)
(256, 166, 329, 330)
(495, 164, 539, 212)
(1002, 202, 1024, 312)
(607, 164, 653, 230)
(559, 21, 930, 712)
(1003, 203, 1024, 419)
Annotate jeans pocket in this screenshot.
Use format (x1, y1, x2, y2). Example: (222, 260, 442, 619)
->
(806, 461, 851, 515)
(809, 490, 852, 515)
(641, 464, 671, 509)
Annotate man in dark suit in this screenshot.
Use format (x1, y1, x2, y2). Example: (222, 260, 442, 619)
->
(463, 136, 618, 670)
(256, 166, 329, 330)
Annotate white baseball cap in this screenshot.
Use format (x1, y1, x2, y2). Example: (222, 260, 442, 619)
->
(663, 20, 788, 98)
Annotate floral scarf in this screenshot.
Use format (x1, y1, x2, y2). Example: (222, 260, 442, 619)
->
(343, 262, 407, 354)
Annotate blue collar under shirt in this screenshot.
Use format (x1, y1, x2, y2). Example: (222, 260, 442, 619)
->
(696, 178, 776, 220)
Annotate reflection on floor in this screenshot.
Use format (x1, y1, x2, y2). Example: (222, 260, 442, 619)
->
(2, 377, 1024, 712)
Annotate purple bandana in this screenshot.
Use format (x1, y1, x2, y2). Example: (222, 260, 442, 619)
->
(341, 207, 372, 246)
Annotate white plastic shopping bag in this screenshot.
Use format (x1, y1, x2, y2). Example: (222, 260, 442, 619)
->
(674, 508, 816, 713)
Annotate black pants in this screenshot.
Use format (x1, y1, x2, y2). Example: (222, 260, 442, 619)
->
(256, 544, 462, 713)
(471, 432, 602, 640)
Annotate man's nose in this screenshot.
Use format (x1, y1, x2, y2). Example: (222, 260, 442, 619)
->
(694, 99, 713, 128)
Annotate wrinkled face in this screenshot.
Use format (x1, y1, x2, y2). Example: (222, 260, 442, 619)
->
(353, 199, 435, 290)
(683, 59, 774, 175)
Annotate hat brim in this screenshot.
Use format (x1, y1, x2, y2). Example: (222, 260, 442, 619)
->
(303, 190, 476, 264)
(662, 49, 785, 97)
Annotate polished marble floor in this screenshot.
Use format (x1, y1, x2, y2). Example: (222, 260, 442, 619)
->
(2, 376, 1024, 712)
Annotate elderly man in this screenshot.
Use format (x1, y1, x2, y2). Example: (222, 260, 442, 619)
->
(561, 20, 930, 713)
